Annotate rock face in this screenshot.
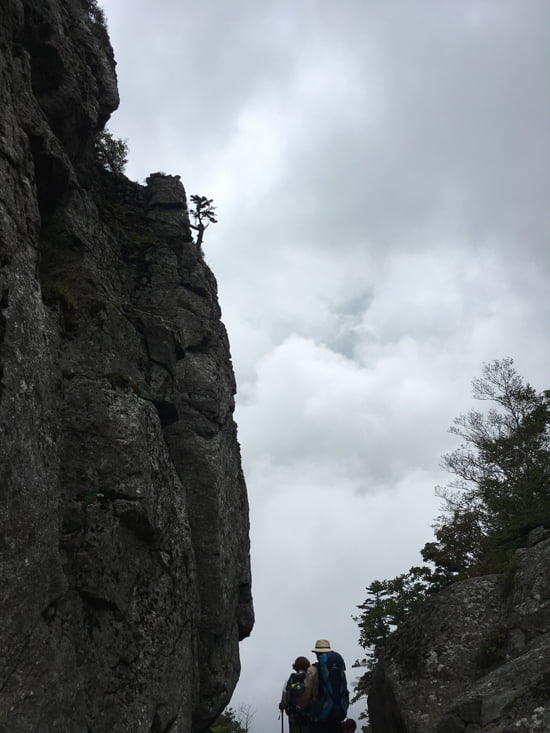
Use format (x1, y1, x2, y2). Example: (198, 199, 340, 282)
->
(0, 2, 253, 732)
(369, 533, 550, 733)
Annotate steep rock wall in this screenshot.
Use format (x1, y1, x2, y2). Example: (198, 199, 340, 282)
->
(369, 532, 550, 733)
(0, 2, 253, 732)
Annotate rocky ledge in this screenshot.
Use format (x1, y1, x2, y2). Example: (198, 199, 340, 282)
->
(369, 530, 550, 733)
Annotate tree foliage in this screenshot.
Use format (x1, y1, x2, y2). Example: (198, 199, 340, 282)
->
(84, 0, 109, 45)
(353, 566, 438, 703)
(210, 705, 254, 733)
(354, 358, 550, 707)
(425, 357, 550, 578)
(211, 708, 245, 733)
(189, 194, 217, 248)
(85, 0, 107, 25)
(95, 129, 128, 174)
(420, 502, 486, 582)
(356, 567, 437, 653)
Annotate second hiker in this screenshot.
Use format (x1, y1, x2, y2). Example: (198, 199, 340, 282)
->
(279, 656, 311, 733)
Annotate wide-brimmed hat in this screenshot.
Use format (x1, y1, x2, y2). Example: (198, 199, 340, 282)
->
(312, 639, 332, 653)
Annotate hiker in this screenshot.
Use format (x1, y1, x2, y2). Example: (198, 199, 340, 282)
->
(300, 639, 350, 733)
(279, 656, 311, 733)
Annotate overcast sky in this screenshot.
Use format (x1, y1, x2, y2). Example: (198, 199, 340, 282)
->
(99, 1, 550, 728)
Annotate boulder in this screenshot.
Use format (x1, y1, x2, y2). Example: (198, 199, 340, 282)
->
(369, 536, 550, 732)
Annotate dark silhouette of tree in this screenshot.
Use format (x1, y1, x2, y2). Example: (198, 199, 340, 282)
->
(189, 194, 217, 248)
(85, 0, 106, 25)
(353, 567, 437, 707)
(95, 130, 128, 174)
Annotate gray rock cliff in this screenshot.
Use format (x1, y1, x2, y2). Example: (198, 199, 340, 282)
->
(0, 1, 253, 731)
(369, 532, 550, 733)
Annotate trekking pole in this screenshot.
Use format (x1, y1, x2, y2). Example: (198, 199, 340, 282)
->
(279, 710, 284, 733)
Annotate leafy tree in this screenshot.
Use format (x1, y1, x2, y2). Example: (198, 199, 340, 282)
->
(424, 357, 550, 577)
(211, 705, 254, 733)
(189, 194, 217, 248)
(237, 704, 255, 732)
(353, 566, 437, 703)
(356, 567, 437, 650)
(95, 129, 128, 174)
(354, 358, 550, 714)
(211, 708, 246, 733)
(84, 0, 109, 44)
(420, 502, 487, 581)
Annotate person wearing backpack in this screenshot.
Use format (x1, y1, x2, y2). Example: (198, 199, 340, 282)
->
(300, 639, 350, 733)
(278, 656, 311, 732)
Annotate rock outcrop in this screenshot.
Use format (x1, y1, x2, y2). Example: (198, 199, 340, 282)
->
(369, 531, 550, 733)
(0, 2, 253, 731)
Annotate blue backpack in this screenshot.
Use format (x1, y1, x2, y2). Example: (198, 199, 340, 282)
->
(312, 651, 349, 722)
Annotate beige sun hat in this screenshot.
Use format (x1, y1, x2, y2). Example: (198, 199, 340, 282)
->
(312, 639, 332, 653)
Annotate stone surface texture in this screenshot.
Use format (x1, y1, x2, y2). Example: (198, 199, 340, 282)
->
(369, 535, 550, 732)
(0, 2, 253, 732)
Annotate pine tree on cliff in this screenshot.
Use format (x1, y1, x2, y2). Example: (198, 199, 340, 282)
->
(189, 194, 217, 248)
